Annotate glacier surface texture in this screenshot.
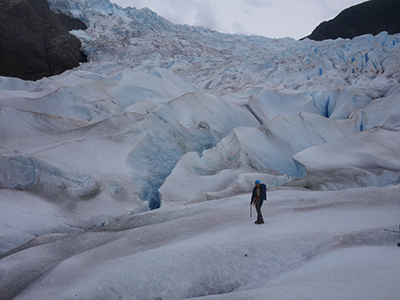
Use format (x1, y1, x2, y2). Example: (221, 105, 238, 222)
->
(0, 0, 399, 299)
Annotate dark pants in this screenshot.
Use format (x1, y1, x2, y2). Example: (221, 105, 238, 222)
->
(255, 200, 264, 223)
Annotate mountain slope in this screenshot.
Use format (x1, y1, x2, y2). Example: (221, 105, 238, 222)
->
(305, 0, 400, 41)
(0, 0, 87, 80)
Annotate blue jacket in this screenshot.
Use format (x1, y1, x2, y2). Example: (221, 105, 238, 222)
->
(251, 183, 267, 204)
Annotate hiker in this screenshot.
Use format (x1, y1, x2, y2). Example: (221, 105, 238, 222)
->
(251, 180, 267, 224)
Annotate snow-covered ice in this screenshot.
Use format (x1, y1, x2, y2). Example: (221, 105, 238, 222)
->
(1, 187, 399, 299)
(0, 0, 400, 299)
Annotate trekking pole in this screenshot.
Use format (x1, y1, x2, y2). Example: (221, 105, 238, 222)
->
(250, 203, 252, 218)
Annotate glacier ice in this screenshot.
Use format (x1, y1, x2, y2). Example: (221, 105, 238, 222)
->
(160, 112, 359, 204)
(0, 1, 400, 298)
(1, 187, 399, 299)
(287, 127, 400, 190)
(0, 0, 399, 242)
(0, 0, 399, 227)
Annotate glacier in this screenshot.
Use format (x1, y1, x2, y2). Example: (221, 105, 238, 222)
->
(0, 0, 400, 299)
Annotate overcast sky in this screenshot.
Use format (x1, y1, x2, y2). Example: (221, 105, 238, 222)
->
(111, 0, 367, 39)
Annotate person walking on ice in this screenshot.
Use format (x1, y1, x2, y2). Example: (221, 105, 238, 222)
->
(251, 180, 267, 224)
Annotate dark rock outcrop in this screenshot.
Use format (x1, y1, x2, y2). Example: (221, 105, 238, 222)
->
(304, 0, 400, 41)
(0, 0, 88, 81)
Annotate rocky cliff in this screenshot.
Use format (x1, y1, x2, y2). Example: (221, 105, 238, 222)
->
(0, 0, 87, 81)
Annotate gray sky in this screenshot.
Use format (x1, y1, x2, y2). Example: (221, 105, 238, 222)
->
(111, 0, 367, 39)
